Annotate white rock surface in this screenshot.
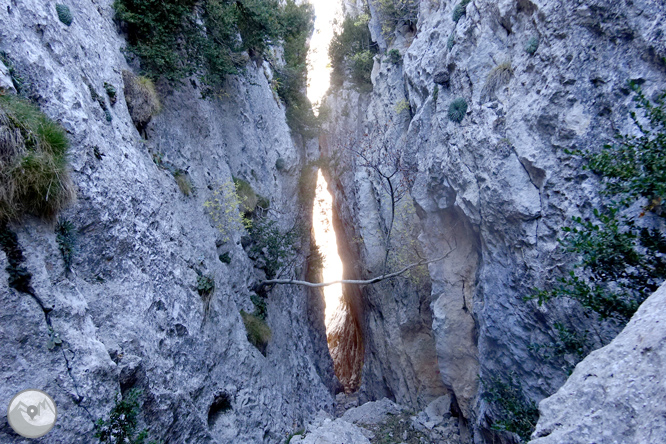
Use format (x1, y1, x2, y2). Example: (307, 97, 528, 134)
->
(530, 283, 666, 444)
(289, 418, 371, 444)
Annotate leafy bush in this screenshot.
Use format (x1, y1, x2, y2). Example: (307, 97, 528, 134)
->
(387, 49, 401, 64)
(432, 84, 439, 104)
(532, 84, 666, 323)
(196, 273, 215, 297)
(248, 217, 298, 279)
(204, 180, 249, 243)
(375, 0, 418, 39)
(56, 219, 76, 273)
(529, 323, 589, 373)
(350, 50, 375, 86)
(447, 34, 455, 50)
(525, 36, 539, 55)
(122, 70, 160, 132)
(0, 94, 75, 221)
(329, 15, 378, 88)
(47, 326, 63, 350)
(240, 310, 271, 355)
(452, 0, 471, 23)
(448, 97, 467, 123)
(483, 374, 539, 442)
(56, 4, 73, 26)
(273, 0, 317, 138)
(113, 0, 312, 96)
(95, 389, 158, 444)
(104, 83, 117, 105)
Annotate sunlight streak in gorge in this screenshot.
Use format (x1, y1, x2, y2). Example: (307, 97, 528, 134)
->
(313, 170, 344, 328)
(306, 0, 342, 109)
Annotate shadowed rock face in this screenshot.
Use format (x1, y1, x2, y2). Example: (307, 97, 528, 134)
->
(530, 283, 666, 444)
(322, 0, 665, 441)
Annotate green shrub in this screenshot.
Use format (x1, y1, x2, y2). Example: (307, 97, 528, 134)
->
(375, 0, 418, 39)
(387, 49, 401, 64)
(483, 374, 539, 443)
(531, 84, 666, 323)
(55, 219, 75, 273)
(219, 252, 231, 264)
(525, 36, 539, 55)
(432, 84, 439, 104)
(95, 389, 159, 444)
(248, 217, 298, 279)
(113, 0, 312, 95)
(447, 34, 455, 50)
(241, 310, 271, 354)
(196, 273, 215, 297)
(452, 0, 471, 23)
(56, 4, 73, 26)
(0, 94, 75, 221)
(329, 15, 378, 88)
(204, 180, 249, 243)
(122, 70, 160, 132)
(275, 157, 286, 171)
(104, 82, 117, 105)
(286, 429, 305, 443)
(274, 0, 317, 138)
(46, 326, 63, 350)
(350, 50, 375, 86)
(448, 97, 467, 123)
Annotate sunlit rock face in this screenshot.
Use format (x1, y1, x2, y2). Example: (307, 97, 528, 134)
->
(0, 1, 334, 442)
(322, 0, 666, 441)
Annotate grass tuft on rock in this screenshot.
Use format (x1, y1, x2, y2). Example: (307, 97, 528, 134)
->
(241, 310, 271, 355)
(448, 97, 468, 123)
(56, 4, 73, 26)
(122, 70, 160, 133)
(173, 170, 192, 196)
(0, 94, 75, 221)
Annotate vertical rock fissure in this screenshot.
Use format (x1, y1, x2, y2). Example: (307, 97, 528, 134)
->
(313, 170, 365, 393)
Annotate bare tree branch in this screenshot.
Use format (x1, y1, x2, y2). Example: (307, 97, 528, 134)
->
(258, 252, 452, 288)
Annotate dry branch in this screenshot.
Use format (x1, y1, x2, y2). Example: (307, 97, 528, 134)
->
(259, 253, 451, 288)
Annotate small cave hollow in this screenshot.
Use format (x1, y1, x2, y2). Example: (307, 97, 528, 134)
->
(207, 392, 232, 428)
(313, 169, 364, 392)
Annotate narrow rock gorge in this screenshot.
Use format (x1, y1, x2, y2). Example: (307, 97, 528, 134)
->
(1, 0, 665, 443)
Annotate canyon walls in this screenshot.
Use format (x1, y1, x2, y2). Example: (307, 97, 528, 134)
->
(0, 1, 335, 442)
(322, 0, 665, 440)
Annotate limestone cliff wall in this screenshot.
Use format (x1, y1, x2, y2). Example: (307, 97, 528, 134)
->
(0, 1, 334, 443)
(322, 0, 665, 441)
(529, 282, 666, 444)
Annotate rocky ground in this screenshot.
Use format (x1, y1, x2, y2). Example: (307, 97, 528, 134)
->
(290, 395, 463, 444)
